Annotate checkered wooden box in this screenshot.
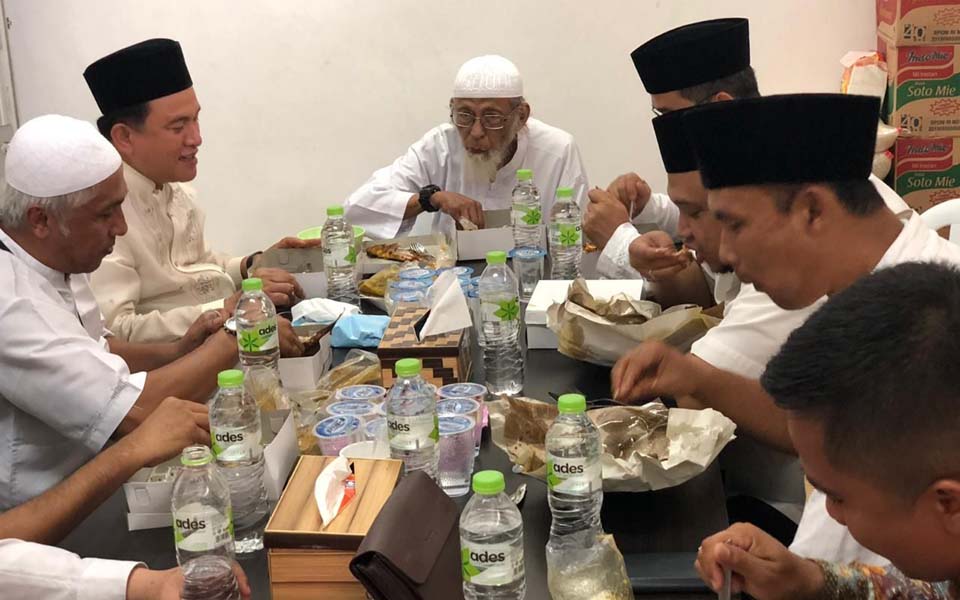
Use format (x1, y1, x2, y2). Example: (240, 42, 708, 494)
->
(377, 303, 472, 387)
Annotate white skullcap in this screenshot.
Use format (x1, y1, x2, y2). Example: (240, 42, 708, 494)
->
(453, 55, 523, 99)
(6, 114, 121, 198)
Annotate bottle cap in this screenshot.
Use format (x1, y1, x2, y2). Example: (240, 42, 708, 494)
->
(241, 278, 263, 292)
(395, 358, 422, 377)
(327, 206, 345, 217)
(486, 250, 507, 265)
(217, 369, 244, 388)
(516, 168, 533, 181)
(557, 393, 587, 413)
(472, 470, 505, 495)
(556, 187, 573, 198)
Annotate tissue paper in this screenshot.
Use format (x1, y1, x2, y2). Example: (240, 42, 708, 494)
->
(419, 270, 473, 340)
(292, 298, 359, 327)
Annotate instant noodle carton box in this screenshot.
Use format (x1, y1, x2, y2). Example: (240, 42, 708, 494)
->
(878, 0, 960, 46)
(893, 136, 960, 212)
(880, 37, 960, 136)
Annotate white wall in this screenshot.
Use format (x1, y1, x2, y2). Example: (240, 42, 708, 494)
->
(8, 0, 879, 255)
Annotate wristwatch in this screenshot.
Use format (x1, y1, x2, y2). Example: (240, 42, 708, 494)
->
(223, 317, 238, 336)
(418, 185, 441, 213)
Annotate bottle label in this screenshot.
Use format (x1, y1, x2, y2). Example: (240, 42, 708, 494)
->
(237, 317, 278, 353)
(211, 425, 263, 461)
(512, 204, 542, 226)
(546, 454, 602, 493)
(324, 243, 356, 268)
(553, 223, 582, 247)
(387, 413, 439, 450)
(173, 505, 234, 553)
(460, 541, 524, 585)
(481, 297, 520, 322)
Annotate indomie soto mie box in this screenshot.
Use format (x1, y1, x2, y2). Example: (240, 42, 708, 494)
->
(878, 0, 960, 46)
(894, 136, 960, 212)
(880, 37, 960, 136)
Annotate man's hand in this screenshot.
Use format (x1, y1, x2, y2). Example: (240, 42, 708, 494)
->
(607, 172, 652, 218)
(130, 561, 252, 600)
(176, 310, 228, 356)
(252, 267, 305, 307)
(121, 397, 210, 468)
(270, 236, 323, 251)
(695, 523, 825, 600)
(628, 231, 692, 281)
(278, 316, 304, 358)
(583, 188, 630, 249)
(432, 191, 486, 229)
(611, 340, 703, 403)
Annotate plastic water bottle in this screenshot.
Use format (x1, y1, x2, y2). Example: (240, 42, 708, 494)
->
(180, 555, 241, 600)
(385, 358, 439, 480)
(545, 394, 602, 537)
(478, 251, 523, 396)
(235, 277, 279, 370)
(548, 187, 582, 280)
(209, 369, 268, 555)
(459, 470, 526, 600)
(511, 169, 542, 249)
(322, 205, 359, 305)
(171, 445, 235, 565)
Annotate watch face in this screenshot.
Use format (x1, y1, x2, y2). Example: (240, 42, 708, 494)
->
(224, 317, 238, 334)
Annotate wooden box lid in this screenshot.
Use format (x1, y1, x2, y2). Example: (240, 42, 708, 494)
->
(264, 456, 402, 551)
(377, 303, 465, 360)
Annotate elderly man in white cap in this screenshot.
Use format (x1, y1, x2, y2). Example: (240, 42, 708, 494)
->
(0, 114, 301, 509)
(345, 55, 589, 239)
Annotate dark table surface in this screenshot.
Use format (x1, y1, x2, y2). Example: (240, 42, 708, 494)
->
(60, 349, 727, 600)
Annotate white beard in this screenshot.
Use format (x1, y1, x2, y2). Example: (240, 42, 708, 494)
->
(463, 146, 507, 184)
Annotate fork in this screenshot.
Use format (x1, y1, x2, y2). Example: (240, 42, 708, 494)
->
(411, 242, 428, 255)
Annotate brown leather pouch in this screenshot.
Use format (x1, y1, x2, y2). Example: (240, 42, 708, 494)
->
(349, 471, 465, 600)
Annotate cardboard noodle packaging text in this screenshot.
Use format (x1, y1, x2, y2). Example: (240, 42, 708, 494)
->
(894, 135, 960, 211)
(878, 0, 960, 46)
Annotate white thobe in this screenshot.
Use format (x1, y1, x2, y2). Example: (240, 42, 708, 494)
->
(0, 228, 145, 508)
(91, 163, 243, 343)
(344, 118, 589, 240)
(0, 539, 141, 600)
(790, 212, 960, 565)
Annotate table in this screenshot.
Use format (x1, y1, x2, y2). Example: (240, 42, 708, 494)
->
(60, 348, 727, 600)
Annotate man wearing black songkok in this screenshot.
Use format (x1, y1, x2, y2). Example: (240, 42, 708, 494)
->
(84, 39, 315, 344)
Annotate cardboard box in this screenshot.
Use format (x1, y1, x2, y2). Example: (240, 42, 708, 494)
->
(376, 303, 472, 387)
(456, 209, 527, 261)
(525, 279, 646, 349)
(880, 37, 960, 136)
(265, 456, 403, 598)
(278, 324, 333, 390)
(123, 410, 299, 530)
(893, 135, 960, 211)
(878, 0, 960, 46)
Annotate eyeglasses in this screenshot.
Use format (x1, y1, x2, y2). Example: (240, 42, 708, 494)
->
(451, 106, 520, 130)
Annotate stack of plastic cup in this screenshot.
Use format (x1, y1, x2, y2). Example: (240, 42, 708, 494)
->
(336, 385, 387, 406)
(326, 400, 379, 425)
(438, 383, 488, 455)
(437, 415, 477, 497)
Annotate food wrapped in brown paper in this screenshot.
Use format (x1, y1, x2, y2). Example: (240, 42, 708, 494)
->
(488, 397, 736, 492)
(546, 278, 719, 366)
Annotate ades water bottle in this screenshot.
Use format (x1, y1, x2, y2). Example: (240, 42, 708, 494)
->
(171, 445, 235, 565)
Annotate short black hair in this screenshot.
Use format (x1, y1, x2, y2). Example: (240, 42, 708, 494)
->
(761, 262, 960, 498)
(96, 101, 150, 140)
(769, 179, 885, 216)
(677, 66, 760, 103)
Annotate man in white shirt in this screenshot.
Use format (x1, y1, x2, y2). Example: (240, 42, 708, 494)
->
(585, 18, 910, 280)
(0, 397, 252, 599)
(0, 115, 301, 508)
(611, 94, 960, 565)
(84, 38, 317, 343)
(344, 54, 589, 240)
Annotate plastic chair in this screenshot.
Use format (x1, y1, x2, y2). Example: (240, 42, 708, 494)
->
(919, 199, 960, 245)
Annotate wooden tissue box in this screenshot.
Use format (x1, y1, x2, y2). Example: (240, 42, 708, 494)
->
(264, 455, 403, 599)
(377, 303, 472, 387)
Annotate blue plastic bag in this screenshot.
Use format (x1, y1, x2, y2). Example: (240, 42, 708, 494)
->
(331, 314, 391, 347)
